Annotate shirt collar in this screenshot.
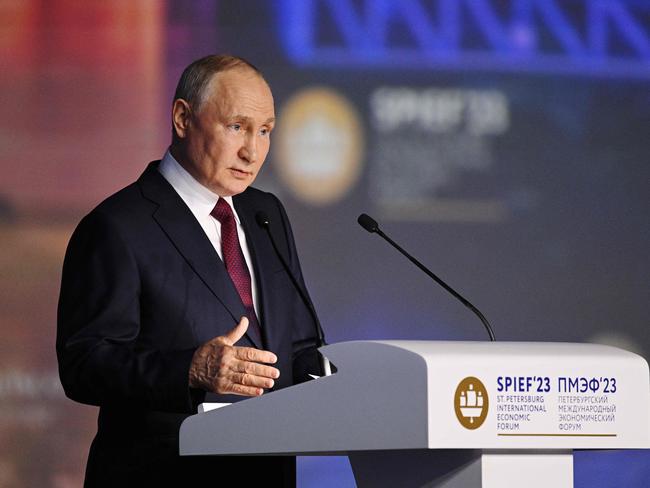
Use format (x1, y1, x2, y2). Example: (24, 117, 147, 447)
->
(159, 149, 239, 224)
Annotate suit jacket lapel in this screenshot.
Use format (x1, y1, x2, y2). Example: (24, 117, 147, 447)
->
(138, 162, 262, 347)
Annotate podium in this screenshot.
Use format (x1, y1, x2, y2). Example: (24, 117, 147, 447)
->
(180, 341, 650, 487)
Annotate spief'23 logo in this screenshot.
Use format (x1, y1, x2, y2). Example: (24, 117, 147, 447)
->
(454, 377, 489, 430)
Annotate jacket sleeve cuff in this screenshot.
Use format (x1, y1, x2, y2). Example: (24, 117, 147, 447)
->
(163, 347, 204, 413)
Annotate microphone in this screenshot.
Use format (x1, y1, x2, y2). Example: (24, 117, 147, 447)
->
(255, 211, 332, 376)
(357, 213, 496, 342)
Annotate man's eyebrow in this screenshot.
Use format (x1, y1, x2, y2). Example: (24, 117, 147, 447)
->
(229, 114, 275, 124)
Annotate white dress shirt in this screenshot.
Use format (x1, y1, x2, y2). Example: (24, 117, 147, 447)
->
(158, 150, 259, 316)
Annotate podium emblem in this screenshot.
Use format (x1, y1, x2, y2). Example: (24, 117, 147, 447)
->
(274, 88, 364, 205)
(454, 377, 489, 429)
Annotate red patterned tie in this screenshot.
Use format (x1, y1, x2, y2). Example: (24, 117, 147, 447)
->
(211, 198, 263, 347)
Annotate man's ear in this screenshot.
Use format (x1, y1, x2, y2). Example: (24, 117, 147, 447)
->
(172, 99, 192, 139)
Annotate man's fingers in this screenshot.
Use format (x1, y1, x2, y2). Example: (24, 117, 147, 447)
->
(215, 371, 271, 397)
(233, 360, 280, 380)
(229, 384, 263, 397)
(221, 316, 249, 345)
(234, 346, 277, 365)
(213, 370, 268, 396)
(231, 372, 275, 389)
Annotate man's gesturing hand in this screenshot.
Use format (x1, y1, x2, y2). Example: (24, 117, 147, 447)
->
(189, 317, 280, 396)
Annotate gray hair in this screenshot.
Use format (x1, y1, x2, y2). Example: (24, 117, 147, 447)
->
(173, 54, 263, 111)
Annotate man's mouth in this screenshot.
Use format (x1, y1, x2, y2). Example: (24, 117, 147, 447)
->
(229, 168, 251, 177)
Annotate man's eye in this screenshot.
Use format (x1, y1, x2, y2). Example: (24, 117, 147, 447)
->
(229, 124, 241, 131)
(259, 128, 269, 136)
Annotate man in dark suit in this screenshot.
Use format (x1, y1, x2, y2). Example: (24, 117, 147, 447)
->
(57, 55, 323, 487)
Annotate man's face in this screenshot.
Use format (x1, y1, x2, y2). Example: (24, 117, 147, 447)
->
(174, 67, 275, 196)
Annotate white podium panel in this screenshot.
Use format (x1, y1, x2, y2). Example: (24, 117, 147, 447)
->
(179, 341, 650, 487)
(399, 340, 649, 449)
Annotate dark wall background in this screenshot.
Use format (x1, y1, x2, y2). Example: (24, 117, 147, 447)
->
(1, 1, 648, 486)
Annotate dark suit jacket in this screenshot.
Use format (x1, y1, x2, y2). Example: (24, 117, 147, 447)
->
(57, 162, 321, 487)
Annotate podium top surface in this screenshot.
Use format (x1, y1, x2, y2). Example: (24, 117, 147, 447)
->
(368, 340, 641, 359)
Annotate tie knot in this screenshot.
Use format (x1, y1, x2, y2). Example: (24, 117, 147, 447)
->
(211, 198, 234, 224)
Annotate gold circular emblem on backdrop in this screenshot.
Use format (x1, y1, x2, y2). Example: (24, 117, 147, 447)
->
(454, 377, 489, 430)
(274, 87, 364, 205)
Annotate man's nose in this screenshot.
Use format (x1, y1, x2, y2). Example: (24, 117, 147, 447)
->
(239, 134, 257, 164)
